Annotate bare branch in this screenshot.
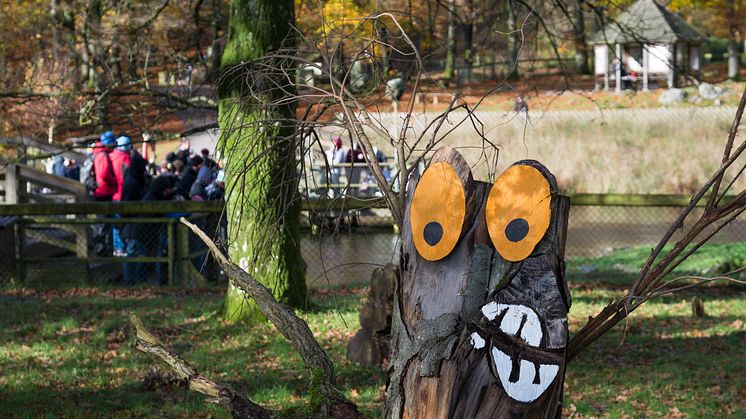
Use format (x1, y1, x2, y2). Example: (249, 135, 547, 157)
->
(129, 314, 275, 419)
(179, 218, 362, 419)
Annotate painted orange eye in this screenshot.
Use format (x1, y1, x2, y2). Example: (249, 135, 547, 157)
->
(486, 163, 552, 262)
(410, 162, 466, 261)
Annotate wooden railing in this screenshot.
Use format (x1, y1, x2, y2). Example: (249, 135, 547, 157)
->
(0, 199, 224, 216)
(0, 192, 721, 216)
(299, 193, 724, 211)
(0, 200, 224, 286)
(2, 163, 87, 204)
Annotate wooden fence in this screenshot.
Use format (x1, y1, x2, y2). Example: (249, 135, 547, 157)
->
(0, 201, 224, 286)
(1, 194, 743, 286)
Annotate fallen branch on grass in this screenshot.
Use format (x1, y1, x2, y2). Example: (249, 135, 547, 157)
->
(178, 217, 360, 418)
(130, 218, 362, 418)
(129, 314, 274, 418)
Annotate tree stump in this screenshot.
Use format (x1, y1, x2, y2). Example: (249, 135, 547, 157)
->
(347, 264, 396, 366)
(386, 147, 571, 418)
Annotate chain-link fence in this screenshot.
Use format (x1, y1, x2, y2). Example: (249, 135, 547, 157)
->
(3, 196, 744, 288)
(299, 196, 746, 285)
(0, 207, 225, 287)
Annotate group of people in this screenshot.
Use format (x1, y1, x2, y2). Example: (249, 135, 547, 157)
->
(325, 136, 390, 197)
(57, 131, 226, 285)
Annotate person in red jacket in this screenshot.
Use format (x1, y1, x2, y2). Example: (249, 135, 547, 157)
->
(92, 132, 117, 201)
(110, 136, 132, 201)
(110, 135, 133, 257)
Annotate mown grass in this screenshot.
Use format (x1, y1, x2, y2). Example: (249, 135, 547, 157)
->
(568, 241, 746, 283)
(1, 246, 744, 417)
(0, 288, 385, 417)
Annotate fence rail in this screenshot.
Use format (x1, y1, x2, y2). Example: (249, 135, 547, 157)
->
(297, 193, 746, 285)
(298, 193, 737, 212)
(0, 200, 224, 216)
(0, 201, 224, 287)
(2, 193, 745, 288)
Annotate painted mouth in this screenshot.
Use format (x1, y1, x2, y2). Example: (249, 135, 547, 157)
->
(470, 302, 560, 403)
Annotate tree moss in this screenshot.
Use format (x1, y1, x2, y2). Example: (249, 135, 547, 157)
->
(219, 0, 307, 323)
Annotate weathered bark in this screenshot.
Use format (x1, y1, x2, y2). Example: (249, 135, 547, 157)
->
(443, 0, 457, 82)
(507, 0, 521, 79)
(182, 218, 361, 418)
(386, 147, 570, 418)
(347, 265, 396, 366)
(219, 0, 307, 323)
(573, 0, 590, 75)
(728, 0, 739, 80)
(462, 0, 476, 84)
(82, 0, 102, 89)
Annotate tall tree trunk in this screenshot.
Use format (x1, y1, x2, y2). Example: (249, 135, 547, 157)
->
(50, 0, 64, 62)
(463, 0, 475, 84)
(218, 0, 307, 323)
(208, 0, 224, 82)
(82, 0, 102, 89)
(728, 0, 739, 80)
(573, 0, 589, 75)
(375, 0, 390, 79)
(443, 0, 457, 82)
(507, 0, 520, 79)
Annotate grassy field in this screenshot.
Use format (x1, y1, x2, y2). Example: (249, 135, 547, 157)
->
(1, 246, 744, 417)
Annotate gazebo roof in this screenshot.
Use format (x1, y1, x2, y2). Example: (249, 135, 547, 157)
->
(589, 0, 706, 45)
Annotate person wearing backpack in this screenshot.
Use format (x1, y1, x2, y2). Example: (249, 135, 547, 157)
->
(110, 136, 133, 256)
(111, 136, 132, 201)
(90, 131, 117, 201)
(82, 131, 118, 257)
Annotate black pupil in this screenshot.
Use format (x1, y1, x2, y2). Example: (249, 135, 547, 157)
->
(505, 218, 529, 242)
(423, 222, 443, 246)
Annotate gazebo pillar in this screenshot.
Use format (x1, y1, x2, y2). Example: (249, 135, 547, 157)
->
(667, 44, 675, 88)
(615, 43, 622, 93)
(642, 46, 649, 91)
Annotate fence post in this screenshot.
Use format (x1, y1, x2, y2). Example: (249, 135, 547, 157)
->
(5, 164, 18, 204)
(175, 219, 207, 287)
(167, 220, 175, 286)
(17, 219, 26, 284)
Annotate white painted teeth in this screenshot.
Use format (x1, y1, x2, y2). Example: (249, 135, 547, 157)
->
(481, 302, 542, 347)
(500, 303, 542, 347)
(481, 302, 560, 402)
(491, 347, 559, 403)
(481, 301, 499, 320)
(469, 332, 486, 349)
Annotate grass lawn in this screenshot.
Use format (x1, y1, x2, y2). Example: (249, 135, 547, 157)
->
(1, 245, 744, 417)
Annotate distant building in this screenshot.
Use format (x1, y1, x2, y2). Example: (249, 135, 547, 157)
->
(589, 0, 706, 92)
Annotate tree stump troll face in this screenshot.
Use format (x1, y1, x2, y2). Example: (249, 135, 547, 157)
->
(386, 146, 571, 419)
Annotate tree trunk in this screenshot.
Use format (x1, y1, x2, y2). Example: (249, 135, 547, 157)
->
(463, 0, 475, 85)
(728, 40, 739, 80)
(573, 0, 590, 75)
(82, 0, 102, 89)
(507, 0, 520, 79)
(375, 0, 390, 79)
(219, 0, 307, 323)
(443, 0, 457, 82)
(728, 0, 739, 80)
(386, 147, 570, 418)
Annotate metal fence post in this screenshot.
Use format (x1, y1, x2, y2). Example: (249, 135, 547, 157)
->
(167, 220, 175, 287)
(17, 219, 26, 284)
(5, 164, 18, 204)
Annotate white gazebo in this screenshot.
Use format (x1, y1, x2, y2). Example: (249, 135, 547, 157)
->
(590, 0, 706, 92)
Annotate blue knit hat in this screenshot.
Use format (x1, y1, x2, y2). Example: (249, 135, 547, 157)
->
(116, 136, 132, 150)
(100, 131, 115, 146)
